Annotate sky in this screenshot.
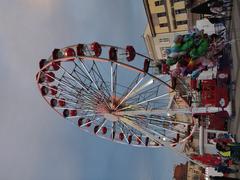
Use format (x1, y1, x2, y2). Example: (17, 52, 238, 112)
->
(0, 0, 186, 180)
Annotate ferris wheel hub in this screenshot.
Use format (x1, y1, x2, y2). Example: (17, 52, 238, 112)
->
(103, 113, 119, 122)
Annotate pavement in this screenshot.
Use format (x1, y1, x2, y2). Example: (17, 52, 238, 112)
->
(229, 0, 240, 144)
(228, 0, 240, 178)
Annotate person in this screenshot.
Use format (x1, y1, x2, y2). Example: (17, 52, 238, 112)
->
(215, 164, 239, 174)
(216, 142, 240, 161)
(206, 166, 224, 177)
(210, 176, 240, 180)
(208, 0, 232, 16)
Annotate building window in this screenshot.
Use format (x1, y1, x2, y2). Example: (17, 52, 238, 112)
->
(155, 0, 165, 6)
(159, 38, 170, 43)
(175, 9, 186, 14)
(159, 23, 168, 27)
(176, 20, 187, 26)
(157, 12, 166, 17)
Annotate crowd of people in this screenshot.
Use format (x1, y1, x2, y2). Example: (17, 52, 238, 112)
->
(191, 133, 240, 178)
(165, 28, 225, 79)
(208, 0, 232, 17)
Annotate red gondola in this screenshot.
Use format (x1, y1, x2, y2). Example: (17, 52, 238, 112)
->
(94, 125, 99, 133)
(52, 49, 62, 60)
(64, 48, 75, 57)
(136, 137, 142, 144)
(78, 118, 83, 127)
(143, 59, 150, 73)
(41, 86, 49, 96)
(51, 61, 60, 71)
(128, 135, 132, 144)
(145, 137, 149, 146)
(126, 45, 136, 62)
(102, 127, 107, 135)
(58, 98, 66, 107)
(50, 86, 58, 95)
(63, 109, 70, 118)
(50, 99, 57, 107)
(109, 47, 118, 61)
(119, 132, 124, 141)
(37, 72, 45, 84)
(64, 48, 76, 61)
(112, 131, 116, 139)
(39, 59, 48, 69)
(91, 42, 102, 57)
(45, 72, 55, 82)
(70, 109, 77, 116)
(76, 44, 85, 56)
(86, 119, 91, 127)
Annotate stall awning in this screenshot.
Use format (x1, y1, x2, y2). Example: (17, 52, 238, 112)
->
(191, 0, 214, 15)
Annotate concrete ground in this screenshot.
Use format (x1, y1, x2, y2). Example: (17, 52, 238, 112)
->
(229, 0, 240, 145)
(228, 0, 240, 178)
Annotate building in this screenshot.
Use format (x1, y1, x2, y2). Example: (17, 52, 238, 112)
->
(143, 0, 189, 63)
(173, 162, 205, 180)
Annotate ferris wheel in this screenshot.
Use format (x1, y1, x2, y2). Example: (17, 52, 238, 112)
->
(36, 42, 197, 149)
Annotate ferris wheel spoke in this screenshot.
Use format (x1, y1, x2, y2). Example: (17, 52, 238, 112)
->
(120, 121, 145, 145)
(117, 121, 135, 144)
(115, 74, 145, 110)
(122, 82, 170, 107)
(78, 59, 111, 109)
(80, 116, 100, 128)
(67, 113, 101, 120)
(43, 71, 80, 95)
(116, 108, 192, 117)
(120, 73, 141, 97)
(118, 116, 162, 145)
(110, 62, 114, 106)
(78, 59, 102, 91)
(73, 62, 93, 82)
(57, 87, 97, 107)
(123, 115, 174, 142)
(58, 64, 89, 92)
(45, 95, 79, 106)
(135, 115, 190, 126)
(121, 78, 154, 101)
(58, 65, 105, 104)
(43, 83, 79, 100)
(96, 119, 107, 134)
(113, 64, 117, 101)
(148, 123, 185, 136)
(118, 92, 169, 111)
(74, 60, 109, 97)
(118, 126, 130, 144)
(91, 61, 111, 97)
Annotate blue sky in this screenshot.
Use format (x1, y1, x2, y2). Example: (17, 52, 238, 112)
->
(0, 0, 186, 179)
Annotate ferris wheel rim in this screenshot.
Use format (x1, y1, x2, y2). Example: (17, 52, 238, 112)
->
(36, 42, 195, 148)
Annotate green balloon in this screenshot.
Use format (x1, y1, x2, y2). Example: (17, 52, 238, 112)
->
(180, 38, 194, 52)
(166, 57, 177, 66)
(190, 39, 209, 59)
